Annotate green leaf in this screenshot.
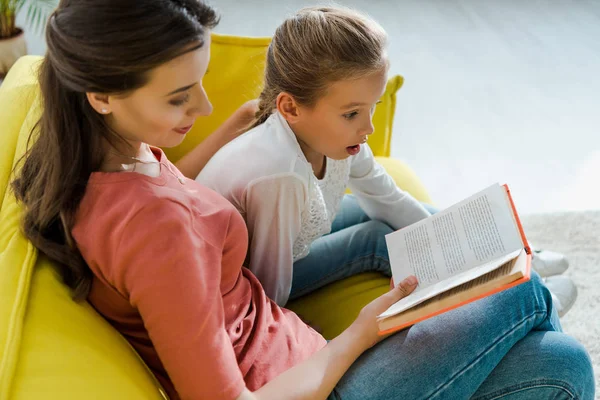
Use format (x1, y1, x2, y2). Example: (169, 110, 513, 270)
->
(23, 0, 58, 35)
(25, 2, 33, 21)
(1, 0, 58, 37)
(32, 5, 40, 32)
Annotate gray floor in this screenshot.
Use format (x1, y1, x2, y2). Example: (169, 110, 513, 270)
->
(17, 0, 600, 213)
(522, 210, 600, 398)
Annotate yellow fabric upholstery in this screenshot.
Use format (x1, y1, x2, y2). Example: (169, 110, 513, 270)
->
(163, 34, 270, 163)
(0, 33, 432, 399)
(0, 56, 167, 400)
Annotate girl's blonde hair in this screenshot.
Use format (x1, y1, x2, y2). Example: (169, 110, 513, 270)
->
(252, 6, 388, 127)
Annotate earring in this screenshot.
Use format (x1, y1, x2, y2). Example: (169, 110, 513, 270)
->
(101, 108, 108, 114)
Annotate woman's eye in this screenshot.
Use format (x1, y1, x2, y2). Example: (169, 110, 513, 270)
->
(343, 111, 359, 120)
(169, 94, 190, 106)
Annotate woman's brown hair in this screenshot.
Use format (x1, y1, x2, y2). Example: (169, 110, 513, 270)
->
(11, 0, 218, 299)
(252, 6, 388, 128)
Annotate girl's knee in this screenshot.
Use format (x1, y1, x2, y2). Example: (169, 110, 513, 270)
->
(359, 220, 393, 274)
(364, 220, 394, 237)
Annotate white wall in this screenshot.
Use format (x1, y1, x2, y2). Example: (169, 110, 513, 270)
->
(14, 0, 600, 213)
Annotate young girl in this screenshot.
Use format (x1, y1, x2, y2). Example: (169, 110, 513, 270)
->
(196, 6, 576, 311)
(12, 1, 593, 400)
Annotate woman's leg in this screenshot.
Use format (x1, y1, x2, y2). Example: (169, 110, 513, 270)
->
(471, 331, 595, 399)
(329, 272, 593, 400)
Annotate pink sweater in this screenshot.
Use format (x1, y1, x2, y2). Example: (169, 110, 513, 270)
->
(72, 148, 326, 400)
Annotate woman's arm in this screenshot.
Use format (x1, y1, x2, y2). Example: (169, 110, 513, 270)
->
(175, 99, 258, 179)
(237, 277, 418, 400)
(116, 200, 248, 399)
(115, 192, 417, 400)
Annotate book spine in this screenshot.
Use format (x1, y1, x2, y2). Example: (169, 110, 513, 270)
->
(378, 273, 531, 336)
(503, 184, 531, 255)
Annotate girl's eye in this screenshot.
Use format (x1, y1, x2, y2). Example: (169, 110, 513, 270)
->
(343, 111, 359, 120)
(169, 94, 190, 107)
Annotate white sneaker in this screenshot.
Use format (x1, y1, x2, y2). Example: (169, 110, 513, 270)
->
(543, 275, 578, 317)
(531, 249, 569, 277)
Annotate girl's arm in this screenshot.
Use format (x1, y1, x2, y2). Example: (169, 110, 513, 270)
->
(348, 143, 430, 230)
(244, 175, 308, 306)
(175, 100, 258, 179)
(237, 277, 418, 400)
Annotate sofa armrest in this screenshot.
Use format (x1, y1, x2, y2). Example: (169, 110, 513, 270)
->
(374, 156, 433, 204)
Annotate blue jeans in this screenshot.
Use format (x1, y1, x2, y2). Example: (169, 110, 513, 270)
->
(290, 195, 595, 398)
(289, 195, 438, 300)
(329, 272, 595, 399)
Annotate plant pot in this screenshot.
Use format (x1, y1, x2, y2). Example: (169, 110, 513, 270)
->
(0, 28, 27, 79)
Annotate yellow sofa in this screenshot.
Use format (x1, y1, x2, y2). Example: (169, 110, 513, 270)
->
(0, 33, 431, 399)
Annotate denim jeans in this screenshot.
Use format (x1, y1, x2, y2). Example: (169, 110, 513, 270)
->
(289, 195, 437, 300)
(329, 271, 595, 399)
(289, 195, 595, 398)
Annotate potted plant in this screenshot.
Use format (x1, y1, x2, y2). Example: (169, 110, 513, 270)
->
(1, 0, 57, 78)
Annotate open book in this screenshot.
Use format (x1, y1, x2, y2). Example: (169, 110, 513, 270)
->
(378, 183, 531, 335)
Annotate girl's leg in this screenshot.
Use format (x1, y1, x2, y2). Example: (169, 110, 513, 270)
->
(290, 195, 436, 300)
(421, 202, 439, 215)
(329, 195, 371, 233)
(289, 219, 393, 300)
(329, 272, 593, 400)
(330, 195, 438, 233)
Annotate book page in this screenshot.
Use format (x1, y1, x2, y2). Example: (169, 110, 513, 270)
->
(378, 249, 528, 328)
(385, 183, 523, 291)
(379, 248, 522, 318)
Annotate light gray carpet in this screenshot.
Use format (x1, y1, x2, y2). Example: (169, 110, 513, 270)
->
(521, 210, 600, 397)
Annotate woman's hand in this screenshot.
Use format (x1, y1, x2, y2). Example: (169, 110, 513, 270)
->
(227, 99, 259, 138)
(240, 99, 259, 120)
(244, 275, 419, 400)
(174, 99, 259, 179)
(350, 275, 418, 350)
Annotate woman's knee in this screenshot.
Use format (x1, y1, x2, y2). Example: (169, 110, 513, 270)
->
(533, 333, 595, 400)
(561, 336, 595, 399)
(516, 270, 554, 312)
(473, 332, 594, 400)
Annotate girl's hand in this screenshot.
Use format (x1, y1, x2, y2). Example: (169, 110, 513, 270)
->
(350, 275, 418, 350)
